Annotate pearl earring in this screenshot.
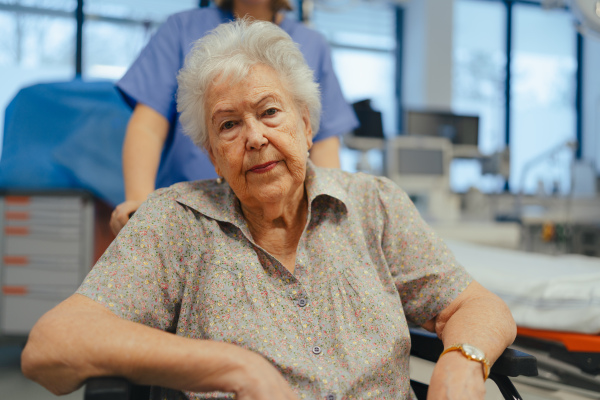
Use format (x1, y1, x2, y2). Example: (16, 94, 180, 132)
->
(216, 177, 223, 184)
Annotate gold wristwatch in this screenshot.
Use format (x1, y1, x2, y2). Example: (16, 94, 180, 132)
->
(439, 343, 491, 380)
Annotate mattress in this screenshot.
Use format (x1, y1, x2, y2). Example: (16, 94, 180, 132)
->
(445, 239, 600, 334)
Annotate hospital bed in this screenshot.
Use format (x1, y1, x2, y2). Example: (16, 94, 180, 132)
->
(446, 239, 600, 395)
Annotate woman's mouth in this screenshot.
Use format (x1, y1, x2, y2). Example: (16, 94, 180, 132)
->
(248, 161, 279, 174)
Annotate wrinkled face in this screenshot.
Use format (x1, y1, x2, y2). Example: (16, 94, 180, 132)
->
(205, 64, 313, 208)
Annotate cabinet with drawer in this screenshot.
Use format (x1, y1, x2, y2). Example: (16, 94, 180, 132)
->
(0, 191, 95, 336)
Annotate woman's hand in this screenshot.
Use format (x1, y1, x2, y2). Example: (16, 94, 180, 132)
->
(426, 351, 486, 400)
(211, 348, 299, 400)
(22, 295, 299, 399)
(110, 200, 143, 235)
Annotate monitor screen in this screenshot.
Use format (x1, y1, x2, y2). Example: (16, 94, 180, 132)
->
(352, 99, 385, 139)
(396, 148, 445, 176)
(405, 110, 479, 146)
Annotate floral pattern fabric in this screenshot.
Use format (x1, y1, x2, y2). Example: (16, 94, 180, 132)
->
(77, 162, 472, 400)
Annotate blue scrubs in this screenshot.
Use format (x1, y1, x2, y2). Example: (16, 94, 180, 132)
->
(117, 7, 358, 189)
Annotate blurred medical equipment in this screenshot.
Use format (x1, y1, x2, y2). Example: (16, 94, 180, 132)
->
(343, 99, 386, 174)
(405, 109, 481, 158)
(0, 81, 129, 206)
(0, 81, 126, 340)
(386, 135, 461, 222)
(508, 139, 600, 257)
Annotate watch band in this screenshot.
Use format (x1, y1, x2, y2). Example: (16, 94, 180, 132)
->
(439, 343, 491, 380)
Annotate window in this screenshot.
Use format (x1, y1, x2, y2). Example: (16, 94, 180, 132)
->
(82, 21, 151, 80)
(452, 0, 579, 195)
(511, 4, 577, 195)
(452, 0, 506, 193)
(310, 1, 397, 173)
(82, 0, 197, 80)
(0, 1, 77, 157)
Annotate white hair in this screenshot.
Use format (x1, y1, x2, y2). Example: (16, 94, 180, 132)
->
(176, 18, 321, 151)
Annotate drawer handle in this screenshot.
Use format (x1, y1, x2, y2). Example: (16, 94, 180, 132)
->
(3, 256, 29, 266)
(5, 211, 30, 220)
(2, 286, 28, 296)
(5, 196, 30, 205)
(4, 227, 29, 235)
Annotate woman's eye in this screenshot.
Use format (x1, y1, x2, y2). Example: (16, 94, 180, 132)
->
(221, 121, 235, 130)
(264, 108, 278, 116)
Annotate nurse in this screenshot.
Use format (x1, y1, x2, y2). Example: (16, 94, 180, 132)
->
(110, 0, 358, 235)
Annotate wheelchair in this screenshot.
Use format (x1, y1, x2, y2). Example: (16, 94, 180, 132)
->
(84, 327, 538, 400)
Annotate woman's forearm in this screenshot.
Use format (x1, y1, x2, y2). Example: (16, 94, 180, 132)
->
(423, 281, 516, 399)
(21, 295, 278, 396)
(426, 281, 516, 365)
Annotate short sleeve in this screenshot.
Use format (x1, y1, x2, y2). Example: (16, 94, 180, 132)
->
(376, 178, 472, 325)
(284, 20, 359, 142)
(76, 189, 194, 331)
(116, 15, 183, 121)
(312, 39, 359, 141)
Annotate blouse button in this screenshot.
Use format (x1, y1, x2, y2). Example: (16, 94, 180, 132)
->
(312, 345, 323, 355)
(325, 395, 336, 400)
(297, 298, 308, 307)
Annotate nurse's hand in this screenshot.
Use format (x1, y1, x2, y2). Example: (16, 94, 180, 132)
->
(110, 200, 143, 235)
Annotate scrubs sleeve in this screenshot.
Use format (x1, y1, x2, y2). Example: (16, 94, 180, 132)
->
(313, 39, 359, 142)
(376, 177, 473, 326)
(116, 15, 183, 122)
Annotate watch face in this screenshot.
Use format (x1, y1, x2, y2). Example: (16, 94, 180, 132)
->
(462, 344, 485, 360)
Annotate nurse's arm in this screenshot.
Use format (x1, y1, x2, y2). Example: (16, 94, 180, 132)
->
(309, 136, 341, 168)
(21, 294, 297, 400)
(110, 103, 169, 235)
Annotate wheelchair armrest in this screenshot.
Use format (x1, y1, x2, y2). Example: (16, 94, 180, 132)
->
(492, 347, 538, 377)
(409, 326, 538, 377)
(84, 377, 150, 400)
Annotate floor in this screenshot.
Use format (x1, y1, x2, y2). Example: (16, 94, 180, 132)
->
(2, 344, 598, 400)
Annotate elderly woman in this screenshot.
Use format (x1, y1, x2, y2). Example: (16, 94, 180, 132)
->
(22, 20, 516, 400)
(109, 0, 358, 235)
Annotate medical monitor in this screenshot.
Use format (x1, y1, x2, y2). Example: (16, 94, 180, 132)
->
(405, 110, 479, 157)
(352, 99, 385, 139)
(386, 136, 451, 194)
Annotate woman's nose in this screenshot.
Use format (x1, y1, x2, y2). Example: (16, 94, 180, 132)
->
(245, 118, 268, 150)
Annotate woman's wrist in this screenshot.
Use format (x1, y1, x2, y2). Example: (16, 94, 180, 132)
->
(438, 350, 487, 381)
(186, 341, 262, 394)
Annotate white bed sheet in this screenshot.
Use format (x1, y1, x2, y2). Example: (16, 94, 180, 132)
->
(445, 239, 600, 334)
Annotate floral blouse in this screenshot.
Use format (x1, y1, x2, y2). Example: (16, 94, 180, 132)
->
(77, 162, 472, 400)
